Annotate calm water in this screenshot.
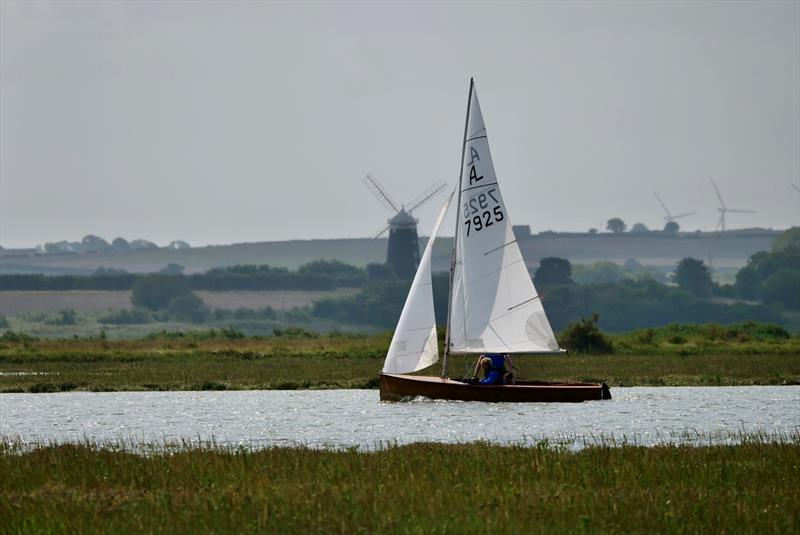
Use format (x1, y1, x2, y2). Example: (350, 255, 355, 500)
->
(1, 387, 798, 450)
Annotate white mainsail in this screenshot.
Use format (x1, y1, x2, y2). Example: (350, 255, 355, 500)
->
(382, 191, 453, 373)
(448, 82, 560, 354)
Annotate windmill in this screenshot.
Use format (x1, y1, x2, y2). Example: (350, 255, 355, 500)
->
(363, 174, 447, 279)
(653, 190, 696, 226)
(709, 177, 755, 231)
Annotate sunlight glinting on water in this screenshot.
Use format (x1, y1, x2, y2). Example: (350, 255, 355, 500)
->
(1, 386, 798, 451)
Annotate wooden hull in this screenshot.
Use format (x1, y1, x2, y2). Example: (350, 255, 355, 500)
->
(380, 373, 610, 403)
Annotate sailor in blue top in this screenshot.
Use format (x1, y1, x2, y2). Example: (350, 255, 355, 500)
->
(473, 354, 509, 385)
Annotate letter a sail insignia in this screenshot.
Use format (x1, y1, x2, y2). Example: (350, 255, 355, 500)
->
(469, 146, 480, 165)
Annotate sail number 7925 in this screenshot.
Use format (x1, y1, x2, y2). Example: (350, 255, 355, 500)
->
(463, 188, 504, 237)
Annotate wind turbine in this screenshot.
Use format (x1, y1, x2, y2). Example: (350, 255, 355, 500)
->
(709, 177, 755, 231)
(653, 190, 696, 223)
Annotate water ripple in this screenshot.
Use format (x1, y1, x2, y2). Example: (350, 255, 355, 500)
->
(1, 386, 798, 450)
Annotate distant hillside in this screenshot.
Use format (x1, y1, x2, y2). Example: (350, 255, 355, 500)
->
(0, 229, 781, 275)
(0, 239, 387, 275)
(515, 229, 780, 268)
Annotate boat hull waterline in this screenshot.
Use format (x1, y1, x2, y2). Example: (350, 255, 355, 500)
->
(380, 373, 611, 403)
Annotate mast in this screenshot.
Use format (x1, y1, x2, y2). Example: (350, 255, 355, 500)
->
(442, 78, 474, 378)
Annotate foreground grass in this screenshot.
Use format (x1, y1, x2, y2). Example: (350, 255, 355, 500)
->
(1, 325, 798, 392)
(1, 439, 798, 533)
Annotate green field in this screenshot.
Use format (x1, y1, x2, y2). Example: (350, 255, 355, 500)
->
(1, 324, 798, 393)
(1, 437, 797, 533)
(0, 308, 377, 341)
(0, 289, 359, 315)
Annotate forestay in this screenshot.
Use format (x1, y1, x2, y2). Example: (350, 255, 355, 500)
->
(448, 83, 560, 354)
(383, 192, 453, 373)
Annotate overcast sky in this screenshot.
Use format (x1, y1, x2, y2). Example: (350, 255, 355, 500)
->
(1, 0, 798, 248)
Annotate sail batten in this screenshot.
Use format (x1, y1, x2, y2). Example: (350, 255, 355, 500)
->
(484, 241, 518, 256)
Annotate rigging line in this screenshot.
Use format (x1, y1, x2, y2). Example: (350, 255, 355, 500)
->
(507, 295, 541, 312)
(389, 351, 439, 362)
(457, 341, 557, 353)
(450, 348, 562, 355)
(481, 287, 559, 338)
(443, 77, 474, 379)
(488, 323, 510, 350)
(484, 240, 518, 256)
(463, 295, 546, 338)
(460, 181, 499, 193)
(388, 346, 438, 359)
(396, 326, 439, 333)
(524, 318, 547, 342)
(455, 296, 550, 351)
(464, 257, 526, 287)
(495, 340, 559, 353)
(462, 277, 468, 354)
(492, 299, 537, 323)
(465, 135, 488, 143)
(457, 323, 518, 348)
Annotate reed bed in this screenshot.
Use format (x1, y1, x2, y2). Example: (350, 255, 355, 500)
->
(1, 329, 798, 392)
(1, 435, 798, 533)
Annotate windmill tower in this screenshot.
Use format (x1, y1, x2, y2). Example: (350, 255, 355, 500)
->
(363, 174, 447, 279)
(709, 177, 755, 231)
(653, 190, 696, 227)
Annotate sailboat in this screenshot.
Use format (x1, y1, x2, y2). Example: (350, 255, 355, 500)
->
(379, 79, 610, 403)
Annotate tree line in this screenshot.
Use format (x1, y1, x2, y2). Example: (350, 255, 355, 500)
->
(0, 260, 385, 292)
(309, 267, 784, 333)
(310, 228, 799, 332)
(33, 235, 189, 255)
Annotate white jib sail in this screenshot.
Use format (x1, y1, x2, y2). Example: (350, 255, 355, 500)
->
(448, 82, 560, 354)
(383, 191, 454, 373)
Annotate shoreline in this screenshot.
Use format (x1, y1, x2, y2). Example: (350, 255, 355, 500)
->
(2, 331, 798, 393)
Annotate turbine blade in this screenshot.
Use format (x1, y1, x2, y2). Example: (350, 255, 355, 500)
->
(725, 209, 756, 214)
(671, 211, 696, 219)
(407, 180, 448, 213)
(709, 177, 726, 209)
(363, 174, 400, 213)
(791, 183, 800, 192)
(652, 191, 671, 218)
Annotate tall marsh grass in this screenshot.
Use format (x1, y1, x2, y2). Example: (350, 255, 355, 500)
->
(1, 434, 798, 533)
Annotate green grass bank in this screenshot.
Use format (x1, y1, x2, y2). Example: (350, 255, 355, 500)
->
(1, 439, 798, 533)
(1, 323, 798, 393)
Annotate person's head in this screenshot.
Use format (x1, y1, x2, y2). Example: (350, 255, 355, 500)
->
(479, 357, 491, 371)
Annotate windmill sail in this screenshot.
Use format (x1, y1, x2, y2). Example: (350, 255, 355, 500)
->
(383, 191, 454, 374)
(448, 82, 559, 354)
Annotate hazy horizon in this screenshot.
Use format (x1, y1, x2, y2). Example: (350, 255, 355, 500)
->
(2, 0, 798, 249)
